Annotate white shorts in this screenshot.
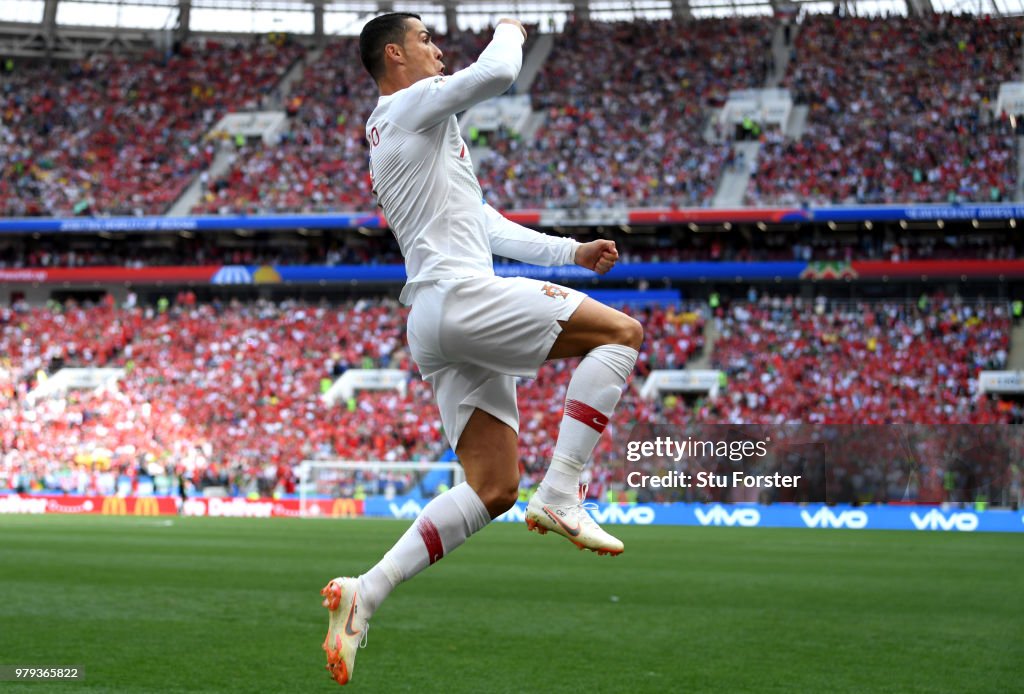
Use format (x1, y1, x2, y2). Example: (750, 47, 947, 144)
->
(406, 275, 587, 450)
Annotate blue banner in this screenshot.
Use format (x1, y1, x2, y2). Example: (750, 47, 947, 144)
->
(273, 265, 407, 282)
(496, 261, 808, 282)
(814, 203, 1024, 223)
(246, 262, 808, 284)
(3, 203, 1023, 235)
(583, 289, 681, 306)
(0, 213, 385, 234)
(363, 497, 1024, 533)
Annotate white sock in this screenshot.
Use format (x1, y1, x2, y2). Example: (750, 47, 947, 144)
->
(538, 344, 638, 505)
(357, 482, 490, 619)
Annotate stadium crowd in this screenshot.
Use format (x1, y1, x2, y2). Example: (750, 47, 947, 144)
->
(706, 294, 1010, 424)
(191, 28, 535, 215)
(1, 37, 304, 217)
(2, 13, 1022, 506)
(746, 14, 1021, 205)
(475, 18, 772, 210)
(3, 15, 1017, 216)
(598, 294, 1019, 504)
(192, 38, 376, 215)
(0, 297, 431, 497)
(1, 294, 1017, 505)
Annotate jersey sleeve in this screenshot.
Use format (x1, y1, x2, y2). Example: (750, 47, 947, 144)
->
(388, 23, 525, 132)
(484, 203, 580, 267)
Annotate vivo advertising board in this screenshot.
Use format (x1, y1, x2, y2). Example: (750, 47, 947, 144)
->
(362, 497, 1023, 533)
(3, 495, 1019, 531)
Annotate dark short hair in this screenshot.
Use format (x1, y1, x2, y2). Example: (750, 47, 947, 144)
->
(359, 12, 421, 81)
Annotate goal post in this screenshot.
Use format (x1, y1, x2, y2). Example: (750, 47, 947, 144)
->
(298, 460, 466, 518)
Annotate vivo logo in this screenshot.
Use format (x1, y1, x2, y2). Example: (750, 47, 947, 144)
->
(801, 508, 868, 529)
(694, 505, 760, 527)
(493, 503, 654, 525)
(590, 505, 656, 525)
(910, 509, 978, 532)
(389, 500, 424, 520)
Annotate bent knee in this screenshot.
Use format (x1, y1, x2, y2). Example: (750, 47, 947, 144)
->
(612, 315, 644, 350)
(477, 483, 519, 518)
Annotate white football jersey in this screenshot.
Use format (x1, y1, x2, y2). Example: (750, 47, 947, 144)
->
(366, 24, 577, 305)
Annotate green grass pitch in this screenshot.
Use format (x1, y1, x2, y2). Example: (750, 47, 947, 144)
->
(0, 515, 1021, 693)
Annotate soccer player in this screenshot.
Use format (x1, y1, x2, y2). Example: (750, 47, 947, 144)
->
(320, 13, 643, 685)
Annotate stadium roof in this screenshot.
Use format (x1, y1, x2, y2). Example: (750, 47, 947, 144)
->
(1, 0, 1022, 39)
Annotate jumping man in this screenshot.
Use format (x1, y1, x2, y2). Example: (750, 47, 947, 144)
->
(320, 14, 643, 685)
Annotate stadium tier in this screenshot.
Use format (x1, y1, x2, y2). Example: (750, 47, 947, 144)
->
(746, 14, 1021, 206)
(476, 17, 773, 209)
(2, 295, 1017, 504)
(190, 37, 377, 214)
(2, 14, 1018, 216)
(1, 36, 305, 217)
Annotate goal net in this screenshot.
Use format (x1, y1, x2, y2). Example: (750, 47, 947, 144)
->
(297, 460, 466, 518)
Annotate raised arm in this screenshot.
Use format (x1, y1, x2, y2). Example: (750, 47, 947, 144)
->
(390, 21, 526, 132)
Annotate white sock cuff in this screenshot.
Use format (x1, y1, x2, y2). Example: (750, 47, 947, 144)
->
(551, 452, 583, 469)
(378, 556, 403, 589)
(586, 344, 639, 383)
(448, 481, 491, 533)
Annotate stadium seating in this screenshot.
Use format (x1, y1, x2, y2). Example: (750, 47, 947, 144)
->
(191, 28, 529, 215)
(707, 295, 1009, 424)
(3, 16, 1018, 216)
(746, 14, 1020, 205)
(2, 15, 1021, 500)
(191, 18, 773, 214)
(0, 38, 304, 217)
(192, 38, 376, 214)
(0, 298, 430, 495)
(185, 14, 1017, 213)
(1, 295, 1012, 498)
(476, 18, 773, 210)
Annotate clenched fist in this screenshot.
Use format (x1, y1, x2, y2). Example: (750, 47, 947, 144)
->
(575, 239, 619, 275)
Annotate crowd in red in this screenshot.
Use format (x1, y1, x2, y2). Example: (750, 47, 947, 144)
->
(704, 295, 1009, 425)
(624, 294, 1018, 504)
(184, 18, 763, 214)
(1, 295, 1015, 501)
(182, 14, 1018, 214)
(1, 37, 304, 217)
(0, 297, 430, 497)
(746, 14, 1020, 206)
(3, 16, 1017, 217)
(476, 18, 771, 210)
